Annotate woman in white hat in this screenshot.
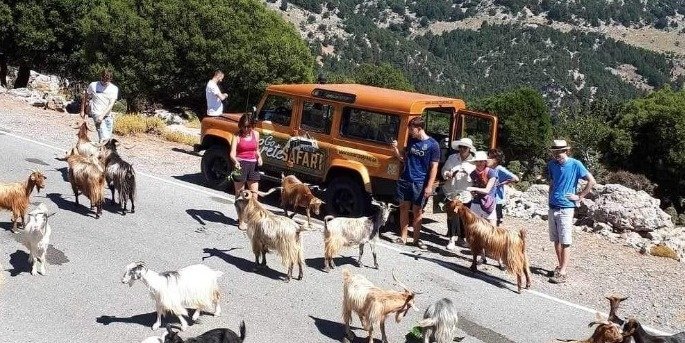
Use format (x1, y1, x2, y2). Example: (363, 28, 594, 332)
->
(466, 151, 499, 225)
(441, 137, 476, 250)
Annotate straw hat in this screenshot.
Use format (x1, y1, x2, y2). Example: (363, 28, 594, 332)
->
(451, 137, 475, 153)
(549, 139, 570, 151)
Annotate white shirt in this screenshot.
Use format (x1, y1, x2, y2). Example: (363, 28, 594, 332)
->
(87, 81, 118, 118)
(441, 153, 476, 202)
(205, 80, 223, 116)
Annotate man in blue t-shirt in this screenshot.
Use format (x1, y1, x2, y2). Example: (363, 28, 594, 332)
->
(391, 117, 440, 250)
(546, 139, 596, 284)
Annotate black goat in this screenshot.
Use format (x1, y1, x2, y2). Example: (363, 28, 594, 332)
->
(164, 321, 246, 343)
(98, 138, 136, 213)
(623, 319, 685, 343)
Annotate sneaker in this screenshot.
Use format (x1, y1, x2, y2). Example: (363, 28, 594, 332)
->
(549, 273, 567, 284)
(446, 241, 456, 251)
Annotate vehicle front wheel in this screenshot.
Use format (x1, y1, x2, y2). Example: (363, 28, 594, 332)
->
(325, 176, 368, 217)
(201, 146, 231, 190)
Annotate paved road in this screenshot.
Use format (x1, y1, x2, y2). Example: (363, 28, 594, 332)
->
(0, 130, 616, 343)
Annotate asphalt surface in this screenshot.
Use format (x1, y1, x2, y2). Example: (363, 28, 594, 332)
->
(0, 130, 619, 343)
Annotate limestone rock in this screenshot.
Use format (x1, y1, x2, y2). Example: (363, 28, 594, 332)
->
(587, 184, 673, 232)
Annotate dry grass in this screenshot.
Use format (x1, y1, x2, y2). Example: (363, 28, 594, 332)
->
(114, 114, 147, 135)
(161, 128, 199, 146)
(650, 244, 680, 261)
(185, 117, 201, 129)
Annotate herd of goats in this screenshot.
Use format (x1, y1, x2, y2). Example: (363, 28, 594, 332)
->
(0, 120, 684, 343)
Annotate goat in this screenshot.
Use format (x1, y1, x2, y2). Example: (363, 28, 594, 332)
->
(342, 268, 419, 343)
(606, 295, 628, 327)
(66, 147, 105, 218)
(623, 318, 685, 343)
(74, 120, 100, 157)
(555, 315, 624, 343)
(98, 138, 136, 214)
(164, 321, 246, 343)
(234, 188, 306, 282)
(121, 262, 223, 331)
(140, 335, 165, 343)
(449, 199, 531, 293)
(280, 173, 325, 227)
(21, 203, 54, 275)
(322, 199, 397, 271)
(0, 169, 46, 233)
(417, 298, 459, 343)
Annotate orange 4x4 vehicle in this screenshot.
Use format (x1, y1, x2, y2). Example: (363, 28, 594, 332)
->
(196, 84, 498, 217)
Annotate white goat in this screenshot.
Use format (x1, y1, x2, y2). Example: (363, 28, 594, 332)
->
(121, 262, 223, 331)
(342, 268, 419, 343)
(323, 199, 396, 271)
(418, 298, 459, 343)
(21, 203, 54, 276)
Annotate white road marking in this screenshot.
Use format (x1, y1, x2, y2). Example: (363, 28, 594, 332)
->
(1, 128, 673, 336)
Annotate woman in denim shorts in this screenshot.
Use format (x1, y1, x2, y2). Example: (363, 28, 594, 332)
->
(230, 114, 263, 196)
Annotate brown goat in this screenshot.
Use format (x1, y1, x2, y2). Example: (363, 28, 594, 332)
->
(555, 315, 624, 343)
(450, 199, 531, 293)
(280, 174, 324, 227)
(606, 295, 628, 327)
(66, 147, 105, 218)
(74, 121, 100, 157)
(0, 170, 46, 233)
(342, 268, 418, 343)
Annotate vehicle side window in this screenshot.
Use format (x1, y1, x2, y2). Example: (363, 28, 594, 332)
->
(340, 107, 399, 144)
(258, 95, 293, 126)
(301, 101, 332, 134)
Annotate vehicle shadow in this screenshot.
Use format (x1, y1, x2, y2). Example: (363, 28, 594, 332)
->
(95, 312, 157, 327)
(45, 192, 97, 218)
(201, 247, 286, 281)
(308, 315, 381, 343)
(7, 250, 30, 276)
(186, 209, 231, 226)
(305, 256, 359, 272)
(171, 173, 208, 189)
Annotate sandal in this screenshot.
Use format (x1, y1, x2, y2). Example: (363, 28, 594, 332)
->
(393, 237, 407, 245)
(414, 240, 428, 250)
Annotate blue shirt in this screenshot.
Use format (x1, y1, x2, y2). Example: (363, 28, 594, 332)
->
(548, 157, 590, 208)
(494, 165, 516, 204)
(401, 137, 440, 184)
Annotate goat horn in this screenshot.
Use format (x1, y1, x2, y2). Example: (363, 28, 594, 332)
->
(392, 269, 411, 293)
(388, 203, 400, 209)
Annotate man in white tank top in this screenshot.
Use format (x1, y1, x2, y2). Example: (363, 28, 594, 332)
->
(205, 70, 228, 117)
(80, 69, 119, 142)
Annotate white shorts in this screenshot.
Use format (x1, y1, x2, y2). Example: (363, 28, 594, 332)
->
(470, 203, 496, 221)
(548, 208, 575, 245)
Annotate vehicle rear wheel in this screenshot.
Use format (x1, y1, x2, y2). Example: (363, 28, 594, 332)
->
(326, 176, 368, 217)
(201, 146, 231, 190)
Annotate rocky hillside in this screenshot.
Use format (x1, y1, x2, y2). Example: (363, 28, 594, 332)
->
(263, 0, 685, 108)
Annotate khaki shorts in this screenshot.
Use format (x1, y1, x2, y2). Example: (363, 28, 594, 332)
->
(548, 208, 574, 245)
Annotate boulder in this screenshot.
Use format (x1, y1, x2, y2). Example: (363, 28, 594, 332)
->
(587, 184, 674, 232)
(44, 95, 66, 111)
(28, 72, 60, 94)
(8, 87, 33, 98)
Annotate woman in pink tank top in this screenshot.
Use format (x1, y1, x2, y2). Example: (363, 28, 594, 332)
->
(230, 113, 263, 198)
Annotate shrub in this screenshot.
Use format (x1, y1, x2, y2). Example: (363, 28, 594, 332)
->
(185, 117, 201, 129)
(114, 114, 147, 135)
(161, 129, 199, 146)
(112, 99, 127, 113)
(600, 170, 657, 195)
(144, 116, 166, 134)
(650, 244, 679, 260)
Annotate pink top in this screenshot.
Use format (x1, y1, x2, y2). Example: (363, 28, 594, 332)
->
(236, 131, 258, 161)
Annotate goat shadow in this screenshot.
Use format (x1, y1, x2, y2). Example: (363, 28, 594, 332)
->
(308, 315, 382, 343)
(0, 221, 17, 232)
(186, 209, 231, 226)
(400, 252, 518, 293)
(305, 256, 363, 272)
(202, 247, 286, 281)
(46, 192, 98, 218)
(55, 166, 70, 182)
(7, 250, 30, 276)
(96, 312, 158, 328)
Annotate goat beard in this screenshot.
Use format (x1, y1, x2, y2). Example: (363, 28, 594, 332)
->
(395, 307, 409, 323)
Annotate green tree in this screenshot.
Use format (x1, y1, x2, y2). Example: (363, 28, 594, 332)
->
(351, 63, 414, 91)
(472, 87, 552, 166)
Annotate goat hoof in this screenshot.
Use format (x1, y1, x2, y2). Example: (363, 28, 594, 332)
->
(284, 278, 291, 283)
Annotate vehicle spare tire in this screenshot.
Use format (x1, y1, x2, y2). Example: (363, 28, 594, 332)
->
(201, 146, 231, 190)
(326, 176, 369, 217)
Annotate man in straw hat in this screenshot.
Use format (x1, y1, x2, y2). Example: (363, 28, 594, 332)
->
(441, 137, 476, 250)
(547, 139, 595, 284)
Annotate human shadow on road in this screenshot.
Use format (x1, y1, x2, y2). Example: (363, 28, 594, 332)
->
(172, 172, 208, 189)
(202, 247, 286, 281)
(186, 209, 231, 226)
(54, 166, 70, 182)
(96, 312, 157, 328)
(309, 315, 382, 343)
(7, 250, 30, 276)
(305, 256, 358, 272)
(399, 252, 515, 293)
(46, 192, 96, 218)
(530, 265, 553, 278)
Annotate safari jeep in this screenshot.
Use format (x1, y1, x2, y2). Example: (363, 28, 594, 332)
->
(195, 84, 498, 217)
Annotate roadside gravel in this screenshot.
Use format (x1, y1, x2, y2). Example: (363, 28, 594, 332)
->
(1, 94, 683, 333)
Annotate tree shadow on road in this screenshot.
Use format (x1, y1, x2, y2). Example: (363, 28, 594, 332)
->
(186, 209, 231, 226)
(95, 312, 157, 328)
(309, 315, 383, 343)
(202, 247, 286, 281)
(305, 256, 359, 272)
(7, 250, 30, 276)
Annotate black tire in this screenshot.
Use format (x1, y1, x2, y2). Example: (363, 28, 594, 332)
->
(326, 176, 369, 217)
(201, 146, 231, 190)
